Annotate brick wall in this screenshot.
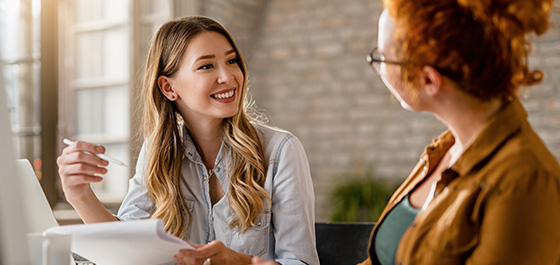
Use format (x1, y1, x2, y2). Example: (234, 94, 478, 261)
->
(197, 0, 266, 62)
(201, 0, 560, 220)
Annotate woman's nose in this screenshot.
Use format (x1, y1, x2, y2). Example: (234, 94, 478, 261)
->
(217, 66, 234, 84)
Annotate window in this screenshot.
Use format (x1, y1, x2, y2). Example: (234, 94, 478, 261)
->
(0, 0, 42, 179)
(58, 0, 186, 205)
(1, 0, 196, 218)
(59, 0, 131, 203)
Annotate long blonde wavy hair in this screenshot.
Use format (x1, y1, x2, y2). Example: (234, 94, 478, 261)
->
(141, 16, 269, 239)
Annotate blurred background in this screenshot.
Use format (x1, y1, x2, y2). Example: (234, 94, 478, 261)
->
(1, 0, 559, 223)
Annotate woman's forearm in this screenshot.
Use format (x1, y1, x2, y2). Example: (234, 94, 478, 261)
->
(68, 188, 118, 223)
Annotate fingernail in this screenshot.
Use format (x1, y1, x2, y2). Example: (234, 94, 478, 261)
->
(96, 146, 104, 153)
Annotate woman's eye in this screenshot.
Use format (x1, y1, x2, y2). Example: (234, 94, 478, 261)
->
(198, 64, 213, 70)
(227, 58, 238, 65)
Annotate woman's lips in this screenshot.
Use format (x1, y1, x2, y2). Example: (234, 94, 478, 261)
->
(211, 88, 236, 102)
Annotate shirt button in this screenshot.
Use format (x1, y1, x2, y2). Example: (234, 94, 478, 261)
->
(256, 221, 262, 227)
(188, 152, 193, 157)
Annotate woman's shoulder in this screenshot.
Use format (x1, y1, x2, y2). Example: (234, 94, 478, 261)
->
(251, 122, 296, 144)
(494, 124, 560, 175)
(479, 129, 560, 195)
(251, 122, 305, 159)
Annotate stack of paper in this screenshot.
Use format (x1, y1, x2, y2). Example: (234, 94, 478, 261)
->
(46, 219, 193, 265)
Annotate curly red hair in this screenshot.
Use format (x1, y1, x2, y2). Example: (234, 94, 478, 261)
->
(382, 0, 553, 100)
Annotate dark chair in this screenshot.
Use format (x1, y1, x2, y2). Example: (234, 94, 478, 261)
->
(315, 222, 375, 265)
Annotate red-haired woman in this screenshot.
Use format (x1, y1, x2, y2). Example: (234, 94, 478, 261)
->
(357, 0, 560, 264)
(254, 0, 560, 264)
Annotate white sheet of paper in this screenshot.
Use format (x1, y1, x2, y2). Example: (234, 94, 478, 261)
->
(45, 219, 193, 265)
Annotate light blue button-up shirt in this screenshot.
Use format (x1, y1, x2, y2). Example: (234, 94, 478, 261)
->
(117, 123, 319, 265)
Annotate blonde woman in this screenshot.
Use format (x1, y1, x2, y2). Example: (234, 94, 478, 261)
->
(57, 16, 319, 265)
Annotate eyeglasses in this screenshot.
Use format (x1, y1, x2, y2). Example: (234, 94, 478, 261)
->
(366, 47, 405, 74)
(366, 47, 453, 78)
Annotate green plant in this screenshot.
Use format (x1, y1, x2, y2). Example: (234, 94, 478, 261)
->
(329, 171, 398, 222)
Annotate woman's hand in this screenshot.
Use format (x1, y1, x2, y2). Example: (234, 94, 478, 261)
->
(250, 256, 279, 265)
(56, 140, 119, 223)
(56, 140, 108, 203)
(173, 241, 252, 265)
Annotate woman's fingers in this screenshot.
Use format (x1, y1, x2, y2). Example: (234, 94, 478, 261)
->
(173, 251, 206, 265)
(252, 256, 264, 264)
(251, 256, 278, 265)
(176, 248, 207, 260)
(174, 242, 226, 265)
(63, 140, 105, 156)
(60, 174, 104, 186)
(70, 150, 109, 167)
(192, 241, 224, 257)
(175, 241, 253, 265)
(57, 141, 110, 202)
(57, 141, 110, 186)
(58, 158, 108, 177)
(59, 144, 108, 168)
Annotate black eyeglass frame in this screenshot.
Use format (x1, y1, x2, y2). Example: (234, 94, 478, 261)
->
(365, 47, 406, 71)
(366, 47, 456, 80)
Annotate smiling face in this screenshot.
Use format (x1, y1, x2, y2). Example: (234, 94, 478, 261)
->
(377, 9, 415, 111)
(167, 31, 244, 126)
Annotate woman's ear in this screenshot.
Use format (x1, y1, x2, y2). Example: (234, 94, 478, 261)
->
(157, 75, 178, 101)
(419, 66, 442, 97)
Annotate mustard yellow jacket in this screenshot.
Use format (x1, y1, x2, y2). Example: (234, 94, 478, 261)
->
(360, 99, 560, 265)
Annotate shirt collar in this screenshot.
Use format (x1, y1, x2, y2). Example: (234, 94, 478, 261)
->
(182, 125, 228, 175)
(423, 131, 455, 175)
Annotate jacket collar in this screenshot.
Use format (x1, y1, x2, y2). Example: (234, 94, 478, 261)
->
(450, 97, 527, 176)
(408, 97, 527, 192)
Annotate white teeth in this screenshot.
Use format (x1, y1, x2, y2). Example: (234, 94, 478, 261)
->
(213, 90, 234, 99)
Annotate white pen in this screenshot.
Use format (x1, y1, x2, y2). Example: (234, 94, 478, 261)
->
(63, 138, 127, 167)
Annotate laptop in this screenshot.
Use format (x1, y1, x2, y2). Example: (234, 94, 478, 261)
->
(16, 159, 94, 265)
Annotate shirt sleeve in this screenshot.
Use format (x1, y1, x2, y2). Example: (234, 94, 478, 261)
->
(116, 143, 154, 220)
(270, 135, 320, 265)
(467, 169, 560, 265)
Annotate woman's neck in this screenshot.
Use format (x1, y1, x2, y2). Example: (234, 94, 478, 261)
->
(185, 118, 224, 169)
(434, 95, 503, 160)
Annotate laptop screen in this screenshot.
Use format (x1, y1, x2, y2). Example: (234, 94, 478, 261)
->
(17, 159, 59, 233)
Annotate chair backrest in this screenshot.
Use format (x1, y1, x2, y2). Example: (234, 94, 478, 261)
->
(315, 222, 375, 265)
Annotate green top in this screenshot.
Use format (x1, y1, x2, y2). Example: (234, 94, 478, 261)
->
(375, 194, 421, 265)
